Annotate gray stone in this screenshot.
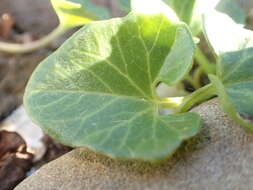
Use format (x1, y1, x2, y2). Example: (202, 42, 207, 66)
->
(15, 99, 253, 190)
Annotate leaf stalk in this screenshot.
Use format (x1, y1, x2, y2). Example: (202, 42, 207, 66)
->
(0, 24, 66, 54)
(176, 83, 215, 113)
(195, 47, 216, 74)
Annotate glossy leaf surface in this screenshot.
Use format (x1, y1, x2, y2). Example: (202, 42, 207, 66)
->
(24, 12, 201, 161)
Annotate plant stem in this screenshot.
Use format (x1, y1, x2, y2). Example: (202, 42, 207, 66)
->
(195, 47, 216, 74)
(226, 107, 253, 132)
(184, 74, 200, 90)
(0, 25, 66, 54)
(208, 74, 253, 132)
(176, 83, 216, 113)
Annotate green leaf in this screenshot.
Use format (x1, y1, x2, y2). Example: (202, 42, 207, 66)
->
(162, 0, 246, 36)
(205, 9, 253, 129)
(79, 0, 110, 19)
(162, 0, 196, 25)
(131, 0, 179, 22)
(24, 12, 201, 161)
(209, 74, 253, 131)
(216, 0, 246, 25)
(156, 27, 195, 85)
(204, 10, 253, 55)
(217, 48, 253, 115)
(51, 0, 110, 29)
(117, 0, 131, 12)
(162, 0, 202, 35)
(161, 0, 219, 35)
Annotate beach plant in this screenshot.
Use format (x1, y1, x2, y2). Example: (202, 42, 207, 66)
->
(24, 0, 253, 161)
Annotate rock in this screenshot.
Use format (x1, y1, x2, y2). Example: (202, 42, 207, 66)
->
(15, 99, 253, 190)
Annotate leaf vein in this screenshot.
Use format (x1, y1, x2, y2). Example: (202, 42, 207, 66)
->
(80, 49, 150, 98)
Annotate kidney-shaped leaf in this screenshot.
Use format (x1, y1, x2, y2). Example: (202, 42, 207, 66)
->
(51, 0, 110, 29)
(24, 12, 201, 161)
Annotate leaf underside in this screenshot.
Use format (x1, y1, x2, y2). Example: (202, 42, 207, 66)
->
(24, 12, 201, 161)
